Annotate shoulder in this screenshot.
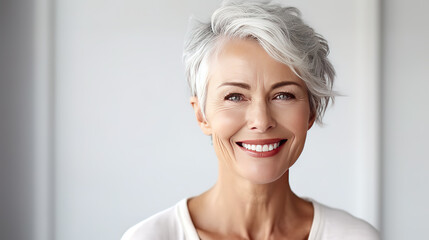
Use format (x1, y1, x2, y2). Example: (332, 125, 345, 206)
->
(313, 201, 380, 240)
(121, 201, 184, 240)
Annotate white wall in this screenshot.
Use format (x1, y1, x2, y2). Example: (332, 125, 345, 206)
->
(54, 1, 379, 239)
(54, 1, 222, 239)
(381, 0, 429, 239)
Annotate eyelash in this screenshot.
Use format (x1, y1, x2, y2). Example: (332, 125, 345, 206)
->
(224, 93, 245, 102)
(273, 92, 296, 100)
(224, 92, 296, 102)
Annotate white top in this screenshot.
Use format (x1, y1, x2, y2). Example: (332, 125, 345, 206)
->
(121, 199, 379, 240)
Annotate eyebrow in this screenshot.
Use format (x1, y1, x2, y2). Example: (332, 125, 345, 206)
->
(270, 81, 304, 91)
(217, 82, 251, 90)
(217, 81, 303, 90)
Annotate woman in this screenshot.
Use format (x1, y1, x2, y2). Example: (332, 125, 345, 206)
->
(122, 1, 379, 239)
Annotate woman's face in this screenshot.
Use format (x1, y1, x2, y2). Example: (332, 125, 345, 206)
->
(192, 38, 314, 184)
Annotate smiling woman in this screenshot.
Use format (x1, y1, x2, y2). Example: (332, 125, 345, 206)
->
(121, 1, 379, 239)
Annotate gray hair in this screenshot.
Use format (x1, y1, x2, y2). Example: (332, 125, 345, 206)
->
(183, 0, 335, 124)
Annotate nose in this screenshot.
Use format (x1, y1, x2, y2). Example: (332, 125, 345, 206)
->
(247, 100, 276, 132)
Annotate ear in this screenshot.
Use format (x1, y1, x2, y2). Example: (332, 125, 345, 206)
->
(308, 111, 316, 130)
(190, 96, 212, 135)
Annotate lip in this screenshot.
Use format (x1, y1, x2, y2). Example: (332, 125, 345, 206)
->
(236, 138, 287, 158)
(238, 138, 284, 145)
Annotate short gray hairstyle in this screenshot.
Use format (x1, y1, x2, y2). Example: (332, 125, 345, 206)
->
(183, 0, 335, 124)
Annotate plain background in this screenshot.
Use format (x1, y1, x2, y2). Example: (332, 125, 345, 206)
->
(0, 0, 428, 240)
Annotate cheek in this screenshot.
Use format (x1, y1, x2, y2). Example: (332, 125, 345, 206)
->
(292, 107, 311, 132)
(274, 103, 310, 148)
(275, 103, 311, 130)
(206, 105, 246, 165)
(278, 103, 311, 164)
(206, 104, 246, 139)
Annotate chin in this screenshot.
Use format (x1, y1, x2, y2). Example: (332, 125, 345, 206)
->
(239, 165, 289, 185)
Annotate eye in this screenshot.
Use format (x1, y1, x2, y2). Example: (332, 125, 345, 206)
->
(274, 92, 295, 100)
(224, 93, 245, 102)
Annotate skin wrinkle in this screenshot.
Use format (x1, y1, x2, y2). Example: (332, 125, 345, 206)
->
(189, 38, 314, 240)
(213, 132, 237, 178)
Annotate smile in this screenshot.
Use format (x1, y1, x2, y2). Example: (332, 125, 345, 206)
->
(236, 139, 287, 157)
(243, 142, 281, 152)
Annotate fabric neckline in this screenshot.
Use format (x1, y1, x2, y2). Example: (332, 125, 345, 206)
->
(176, 199, 200, 239)
(307, 199, 322, 240)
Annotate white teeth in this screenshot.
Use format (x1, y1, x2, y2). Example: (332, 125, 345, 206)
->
(262, 145, 269, 152)
(241, 141, 282, 152)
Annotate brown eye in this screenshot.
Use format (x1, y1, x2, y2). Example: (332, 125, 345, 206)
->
(225, 93, 244, 102)
(274, 92, 295, 100)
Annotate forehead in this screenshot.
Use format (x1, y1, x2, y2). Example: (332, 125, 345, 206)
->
(209, 38, 300, 84)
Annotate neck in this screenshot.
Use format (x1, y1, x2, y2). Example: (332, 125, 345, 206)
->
(215, 168, 293, 211)
(189, 168, 311, 240)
